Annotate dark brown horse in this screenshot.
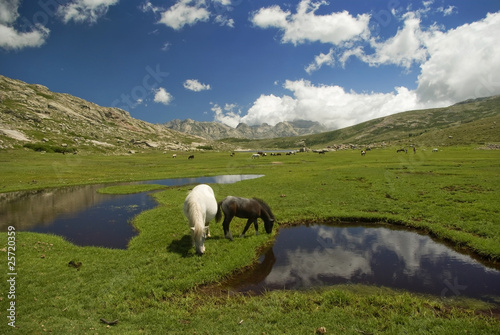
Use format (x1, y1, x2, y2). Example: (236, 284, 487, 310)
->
(216, 196, 275, 241)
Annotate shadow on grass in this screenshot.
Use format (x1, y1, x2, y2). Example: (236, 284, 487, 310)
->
(167, 234, 226, 257)
(167, 234, 193, 257)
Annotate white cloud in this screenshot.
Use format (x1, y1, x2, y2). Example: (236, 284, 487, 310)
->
(340, 12, 431, 69)
(251, 0, 370, 45)
(0, 0, 50, 50)
(161, 42, 171, 51)
(140, 1, 161, 14)
(440, 5, 457, 16)
(235, 80, 423, 129)
(305, 48, 334, 74)
(0, 24, 49, 50)
(153, 87, 173, 105)
(416, 11, 500, 104)
(183, 79, 211, 92)
(58, 0, 119, 24)
(158, 0, 210, 30)
(215, 15, 234, 28)
(212, 103, 242, 127)
(216, 7, 500, 130)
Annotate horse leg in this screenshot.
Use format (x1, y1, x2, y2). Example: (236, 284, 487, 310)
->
(204, 224, 210, 238)
(205, 222, 210, 237)
(253, 219, 259, 236)
(240, 218, 254, 237)
(223, 216, 234, 241)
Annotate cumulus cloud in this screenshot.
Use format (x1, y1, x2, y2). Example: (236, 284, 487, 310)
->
(214, 14, 234, 28)
(223, 5, 500, 129)
(229, 80, 423, 129)
(183, 79, 211, 91)
(305, 48, 334, 74)
(0, 0, 50, 50)
(250, 0, 370, 45)
(342, 12, 431, 69)
(212, 103, 242, 127)
(58, 0, 119, 24)
(144, 0, 236, 30)
(416, 11, 500, 104)
(153, 87, 173, 105)
(158, 0, 210, 30)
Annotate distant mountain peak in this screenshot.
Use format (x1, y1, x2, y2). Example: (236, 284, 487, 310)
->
(164, 119, 328, 140)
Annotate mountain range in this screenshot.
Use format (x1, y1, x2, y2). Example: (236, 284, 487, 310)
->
(1, 74, 499, 153)
(164, 119, 327, 140)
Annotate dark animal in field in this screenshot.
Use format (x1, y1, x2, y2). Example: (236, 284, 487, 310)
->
(396, 148, 406, 153)
(188, 155, 195, 159)
(215, 196, 275, 241)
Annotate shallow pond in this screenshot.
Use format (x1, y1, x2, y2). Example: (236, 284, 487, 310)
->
(226, 223, 500, 303)
(0, 174, 263, 249)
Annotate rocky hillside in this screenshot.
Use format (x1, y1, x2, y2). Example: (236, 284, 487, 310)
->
(0, 75, 206, 152)
(164, 119, 327, 140)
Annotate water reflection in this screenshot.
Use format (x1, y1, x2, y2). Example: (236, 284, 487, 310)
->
(0, 174, 264, 248)
(230, 224, 500, 302)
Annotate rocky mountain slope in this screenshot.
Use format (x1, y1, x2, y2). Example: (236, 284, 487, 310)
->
(164, 119, 327, 140)
(0, 75, 206, 152)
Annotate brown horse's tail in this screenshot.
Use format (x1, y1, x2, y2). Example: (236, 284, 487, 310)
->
(215, 200, 223, 223)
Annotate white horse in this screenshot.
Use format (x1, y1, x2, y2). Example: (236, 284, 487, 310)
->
(183, 184, 218, 255)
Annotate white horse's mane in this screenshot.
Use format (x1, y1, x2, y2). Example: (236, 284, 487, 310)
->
(183, 184, 217, 255)
(186, 201, 205, 242)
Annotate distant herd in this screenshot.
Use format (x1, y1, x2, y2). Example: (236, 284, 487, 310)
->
(172, 146, 440, 161)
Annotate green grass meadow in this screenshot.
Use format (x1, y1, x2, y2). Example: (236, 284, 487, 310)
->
(1, 147, 500, 334)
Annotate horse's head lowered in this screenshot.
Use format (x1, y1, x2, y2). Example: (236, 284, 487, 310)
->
(191, 226, 209, 255)
(255, 198, 275, 234)
(264, 217, 275, 234)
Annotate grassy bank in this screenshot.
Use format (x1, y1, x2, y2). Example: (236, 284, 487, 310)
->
(1, 146, 499, 333)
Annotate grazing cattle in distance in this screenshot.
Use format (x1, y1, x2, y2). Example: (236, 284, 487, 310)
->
(172, 154, 177, 158)
(252, 153, 260, 159)
(361, 150, 366, 156)
(396, 148, 406, 153)
(433, 148, 438, 152)
(188, 155, 195, 159)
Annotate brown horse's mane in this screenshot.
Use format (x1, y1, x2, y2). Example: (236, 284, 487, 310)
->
(252, 197, 275, 220)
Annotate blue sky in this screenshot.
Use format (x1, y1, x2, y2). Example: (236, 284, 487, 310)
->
(1, 0, 499, 129)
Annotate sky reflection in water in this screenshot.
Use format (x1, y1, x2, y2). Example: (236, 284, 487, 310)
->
(230, 224, 500, 303)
